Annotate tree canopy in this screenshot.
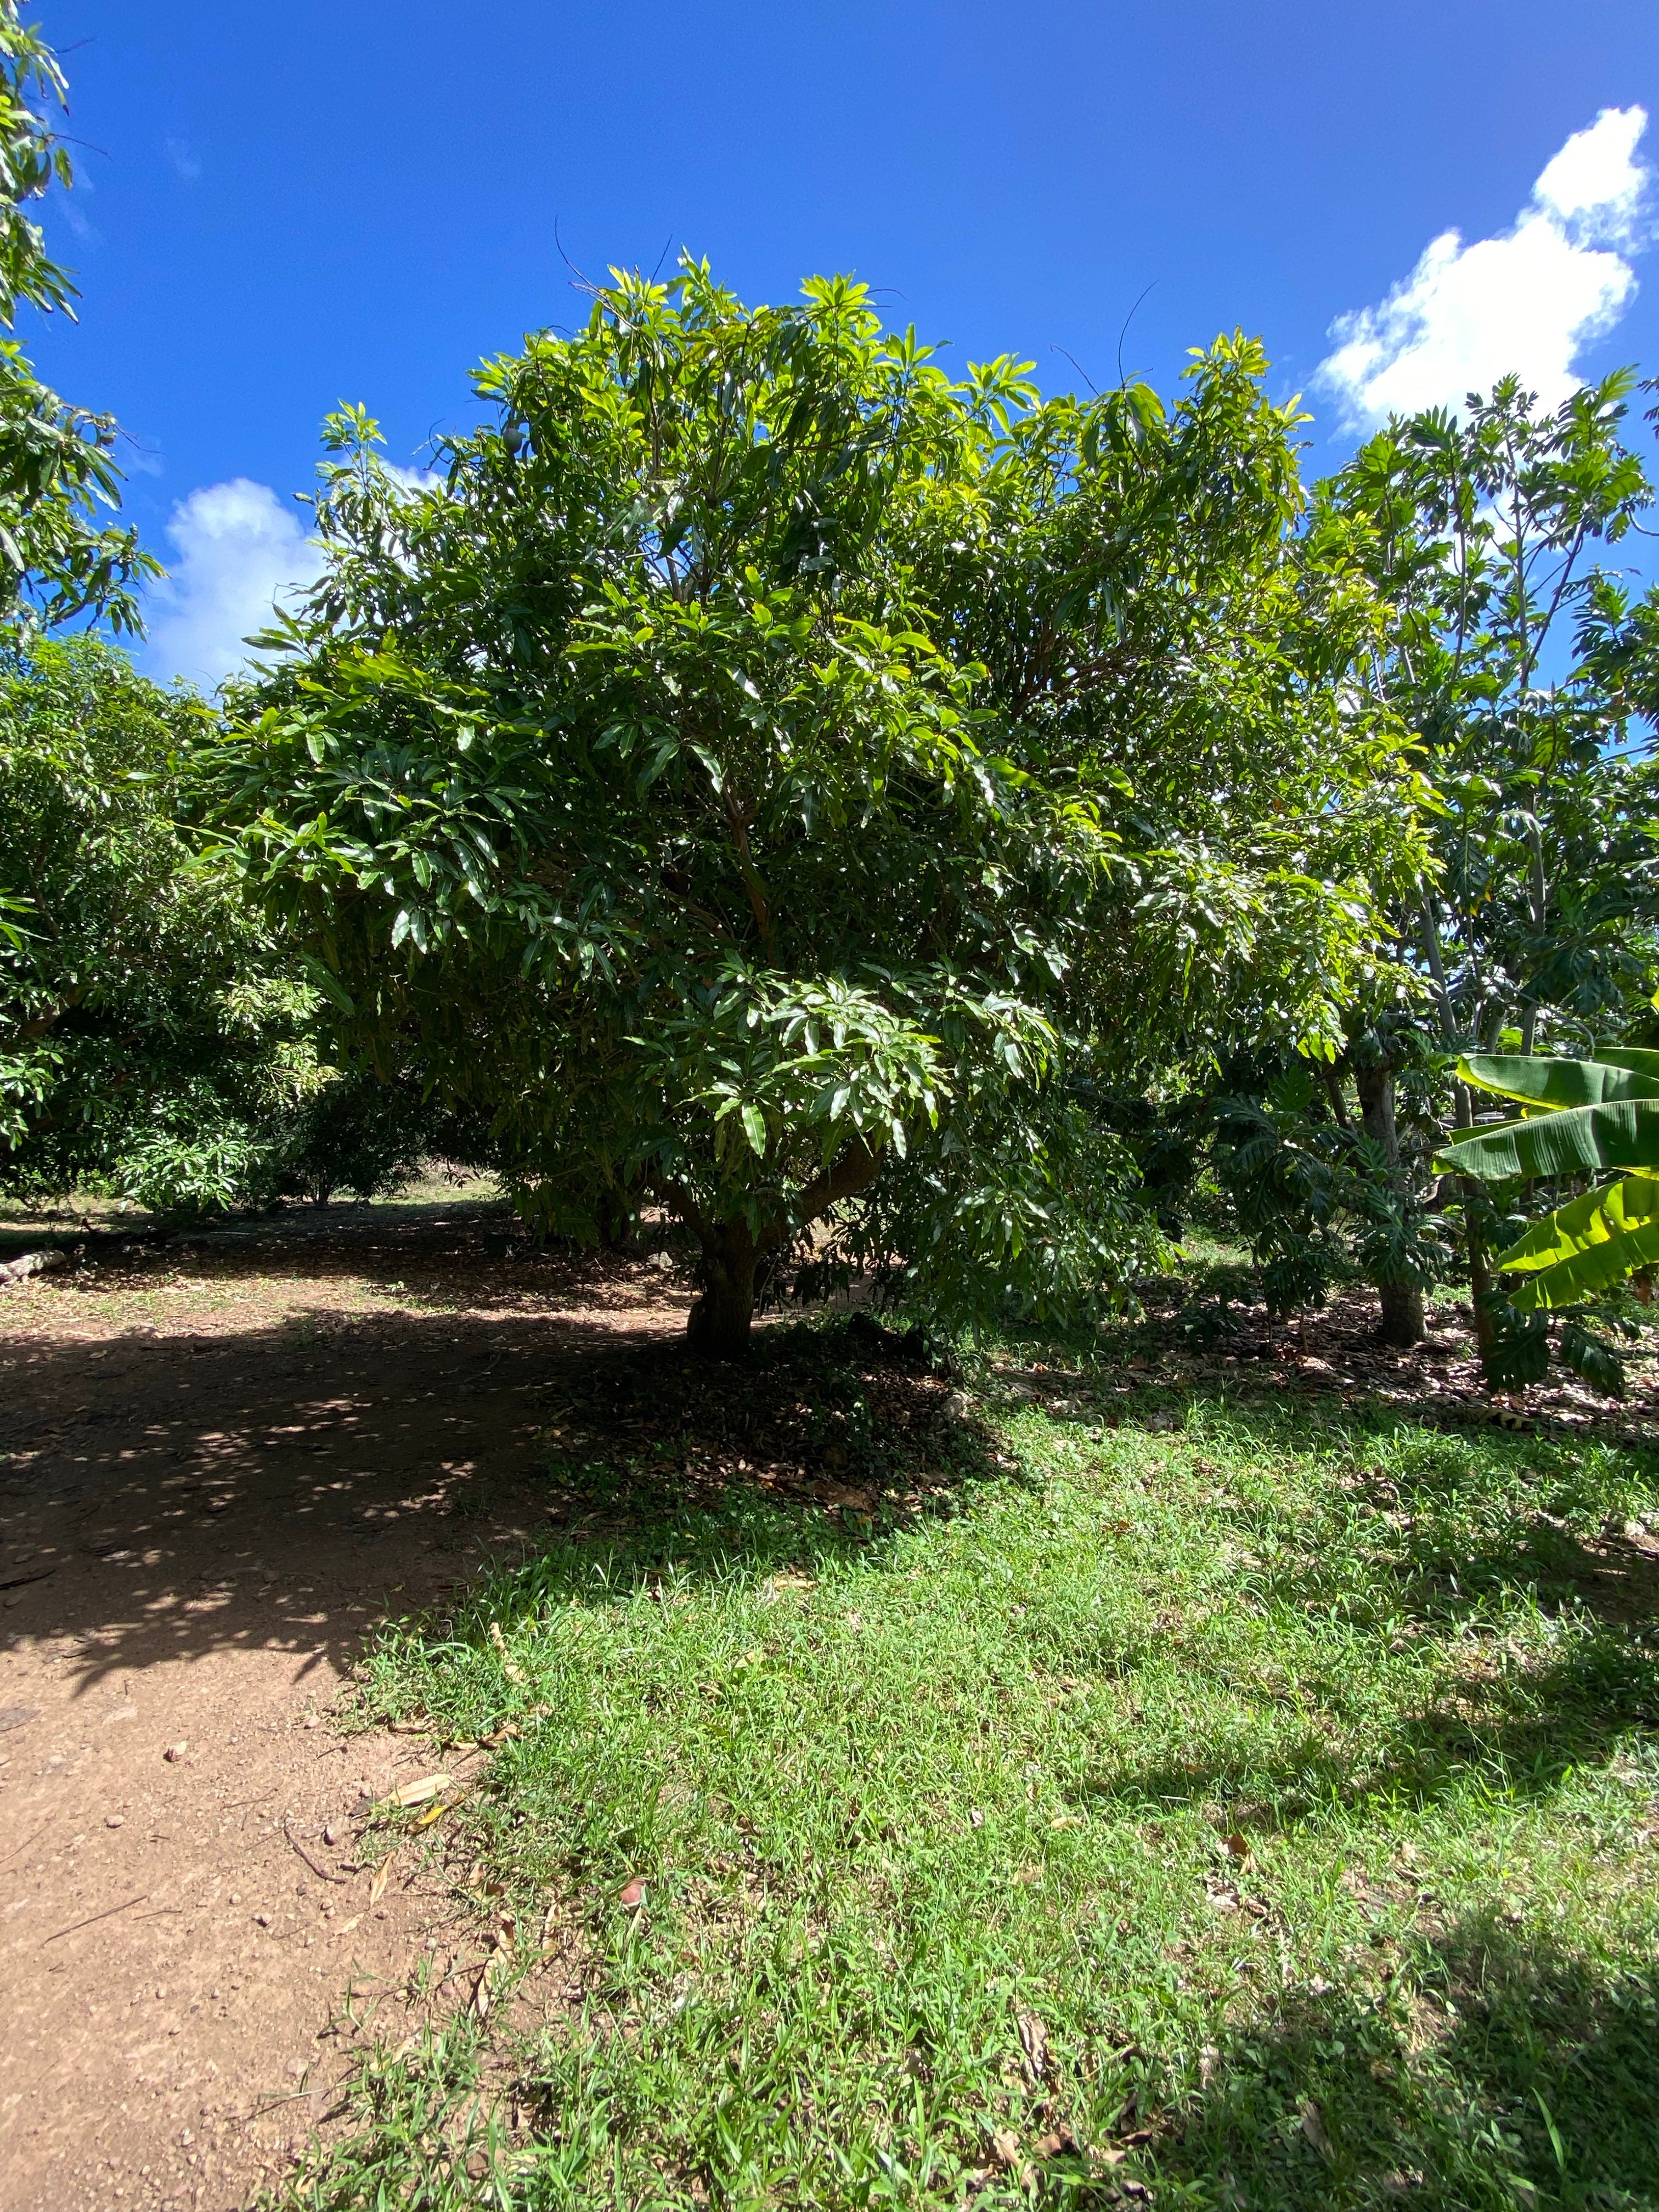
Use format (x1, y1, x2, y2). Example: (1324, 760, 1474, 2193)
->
(0, 1, 155, 639)
(210, 261, 1421, 1352)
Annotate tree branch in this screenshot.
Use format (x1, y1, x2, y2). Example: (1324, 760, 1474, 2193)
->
(761, 1136, 884, 1251)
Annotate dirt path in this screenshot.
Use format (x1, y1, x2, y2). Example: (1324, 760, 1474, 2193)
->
(0, 1200, 689, 2211)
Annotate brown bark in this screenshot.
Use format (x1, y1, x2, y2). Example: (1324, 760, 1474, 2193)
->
(685, 1139, 885, 1359)
(1355, 1057, 1424, 1346)
(686, 1217, 760, 1361)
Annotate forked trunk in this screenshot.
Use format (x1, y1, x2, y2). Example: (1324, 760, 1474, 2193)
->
(1355, 1058, 1424, 1347)
(687, 1218, 759, 1360)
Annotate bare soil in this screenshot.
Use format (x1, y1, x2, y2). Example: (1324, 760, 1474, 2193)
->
(0, 1197, 691, 2212)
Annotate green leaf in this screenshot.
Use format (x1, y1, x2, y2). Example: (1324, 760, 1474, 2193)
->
(1497, 1172, 1659, 1272)
(1436, 1097, 1659, 1182)
(1558, 1316, 1626, 1396)
(740, 1102, 767, 1156)
(1458, 1053, 1659, 1108)
(1508, 1212, 1659, 1309)
(1594, 1047, 1659, 1084)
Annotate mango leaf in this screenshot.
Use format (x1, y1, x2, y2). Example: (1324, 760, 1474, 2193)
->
(740, 1101, 767, 1156)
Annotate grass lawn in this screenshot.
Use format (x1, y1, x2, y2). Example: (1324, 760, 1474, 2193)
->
(283, 1320, 1659, 2210)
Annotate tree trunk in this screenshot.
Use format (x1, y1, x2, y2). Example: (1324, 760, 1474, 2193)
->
(1448, 1075, 1498, 1373)
(1355, 1058, 1424, 1346)
(1418, 905, 1496, 1369)
(687, 1218, 760, 1359)
(596, 1185, 637, 1250)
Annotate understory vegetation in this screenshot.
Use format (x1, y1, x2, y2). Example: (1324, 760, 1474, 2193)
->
(279, 1330, 1659, 2210)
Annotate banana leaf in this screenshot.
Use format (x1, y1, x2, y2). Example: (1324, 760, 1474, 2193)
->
(1496, 1172, 1659, 1269)
(1595, 1047, 1659, 1083)
(1457, 1053, 1659, 1107)
(1495, 1171, 1659, 1307)
(1508, 1214, 1659, 1309)
(1435, 1096, 1659, 1181)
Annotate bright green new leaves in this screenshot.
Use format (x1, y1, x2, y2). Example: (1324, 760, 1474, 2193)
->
(1435, 1053, 1659, 1313)
(1494, 1172, 1659, 1311)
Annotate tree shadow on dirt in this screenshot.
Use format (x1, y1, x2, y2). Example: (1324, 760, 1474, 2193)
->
(0, 1279, 998, 1694)
(1127, 1909, 1659, 2210)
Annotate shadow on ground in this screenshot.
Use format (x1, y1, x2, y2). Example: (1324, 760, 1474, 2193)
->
(0, 1206, 998, 1695)
(1143, 1910, 1659, 2209)
(0, 1200, 707, 1690)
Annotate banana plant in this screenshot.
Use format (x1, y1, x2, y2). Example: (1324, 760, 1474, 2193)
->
(1435, 1050, 1659, 1310)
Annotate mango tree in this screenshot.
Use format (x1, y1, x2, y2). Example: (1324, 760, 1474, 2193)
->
(0, 1, 155, 637)
(209, 264, 1416, 1355)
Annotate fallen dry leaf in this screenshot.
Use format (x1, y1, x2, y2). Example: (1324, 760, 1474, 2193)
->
(488, 1621, 526, 1686)
(618, 1877, 647, 1909)
(369, 1857, 396, 1906)
(1224, 1830, 1250, 1861)
(1300, 2098, 1333, 2158)
(991, 2129, 1021, 2168)
(332, 1914, 362, 1938)
(1017, 2011, 1048, 2082)
(392, 1772, 452, 1809)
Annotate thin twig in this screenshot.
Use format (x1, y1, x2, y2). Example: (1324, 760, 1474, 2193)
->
(284, 1815, 351, 1885)
(0, 1813, 54, 1868)
(42, 1892, 147, 1946)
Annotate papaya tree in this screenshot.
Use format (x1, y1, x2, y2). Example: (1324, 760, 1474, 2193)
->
(207, 264, 1418, 1355)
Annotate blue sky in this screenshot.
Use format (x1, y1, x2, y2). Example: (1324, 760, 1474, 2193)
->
(26, 0, 1659, 687)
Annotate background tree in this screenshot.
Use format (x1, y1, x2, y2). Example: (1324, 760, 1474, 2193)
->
(210, 266, 1420, 1355)
(0, 636, 335, 1214)
(1313, 372, 1659, 1365)
(0, 2, 155, 637)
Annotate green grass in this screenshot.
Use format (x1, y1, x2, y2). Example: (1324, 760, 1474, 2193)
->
(284, 1334, 1659, 2210)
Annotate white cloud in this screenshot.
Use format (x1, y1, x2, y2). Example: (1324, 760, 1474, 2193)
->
(144, 479, 324, 692)
(166, 137, 202, 185)
(1319, 106, 1651, 430)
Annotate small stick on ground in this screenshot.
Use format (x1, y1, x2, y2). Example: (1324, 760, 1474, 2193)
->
(285, 1816, 351, 1884)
